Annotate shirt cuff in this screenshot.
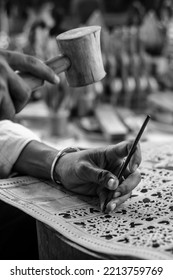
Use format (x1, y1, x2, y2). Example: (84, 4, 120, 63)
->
(0, 120, 40, 178)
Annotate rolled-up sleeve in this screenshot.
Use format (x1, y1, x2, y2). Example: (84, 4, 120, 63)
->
(0, 120, 39, 178)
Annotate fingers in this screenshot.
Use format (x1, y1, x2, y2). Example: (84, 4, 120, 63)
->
(106, 192, 132, 213)
(128, 142, 142, 173)
(98, 188, 131, 213)
(0, 57, 31, 115)
(114, 169, 141, 196)
(1, 50, 59, 85)
(107, 170, 141, 213)
(98, 170, 141, 213)
(0, 59, 16, 119)
(0, 77, 15, 120)
(106, 140, 142, 172)
(76, 162, 119, 190)
(97, 187, 109, 212)
(8, 69, 32, 113)
(0, 50, 60, 118)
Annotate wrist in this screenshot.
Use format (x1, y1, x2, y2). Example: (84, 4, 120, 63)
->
(13, 140, 58, 179)
(50, 147, 80, 185)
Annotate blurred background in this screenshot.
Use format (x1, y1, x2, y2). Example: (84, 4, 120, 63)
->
(1, 0, 173, 149)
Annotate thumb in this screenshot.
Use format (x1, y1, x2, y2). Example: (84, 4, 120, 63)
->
(81, 162, 119, 190)
(97, 169, 119, 190)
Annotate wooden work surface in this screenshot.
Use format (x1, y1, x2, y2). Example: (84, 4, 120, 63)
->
(0, 142, 173, 259)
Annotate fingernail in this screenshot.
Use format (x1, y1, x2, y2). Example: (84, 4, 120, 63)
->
(107, 178, 118, 189)
(114, 192, 121, 198)
(54, 74, 60, 84)
(110, 202, 116, 212)
(108, 178, 114, 189)
(132, 164, 138, 172)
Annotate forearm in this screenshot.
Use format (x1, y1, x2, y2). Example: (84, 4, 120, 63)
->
(13, 140, 58, 180)
(0, 120, 41, 178)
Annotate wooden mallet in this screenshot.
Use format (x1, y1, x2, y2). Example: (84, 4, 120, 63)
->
(21, 26, 106, 89)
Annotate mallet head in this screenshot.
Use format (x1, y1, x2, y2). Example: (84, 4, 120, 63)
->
(56, 26, 106, 87)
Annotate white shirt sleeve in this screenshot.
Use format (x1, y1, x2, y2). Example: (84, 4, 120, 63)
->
(0, 120, 40, 178)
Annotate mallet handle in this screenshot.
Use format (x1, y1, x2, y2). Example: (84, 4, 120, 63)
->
(19, 54, 70, 91)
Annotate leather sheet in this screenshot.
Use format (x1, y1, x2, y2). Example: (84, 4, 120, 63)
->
(0, 142, 173, 259)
